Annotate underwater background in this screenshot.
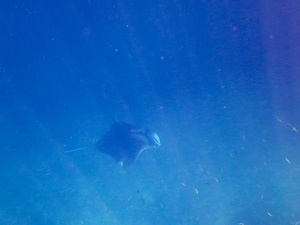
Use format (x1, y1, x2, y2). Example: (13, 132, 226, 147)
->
(0, 0, 299, 224)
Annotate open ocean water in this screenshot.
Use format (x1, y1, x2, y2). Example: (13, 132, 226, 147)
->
(0, 0, 299, 224)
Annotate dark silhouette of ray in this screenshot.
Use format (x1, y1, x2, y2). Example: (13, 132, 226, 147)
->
(97, 122, 161, 166)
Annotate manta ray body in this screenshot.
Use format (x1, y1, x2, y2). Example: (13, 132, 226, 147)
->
(97, 122, 161, 166)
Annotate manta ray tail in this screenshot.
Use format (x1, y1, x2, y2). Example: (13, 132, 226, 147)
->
(64, 147, 87, 153)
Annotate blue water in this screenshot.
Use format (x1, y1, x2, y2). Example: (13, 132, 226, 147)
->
(1, 0, 299, 224)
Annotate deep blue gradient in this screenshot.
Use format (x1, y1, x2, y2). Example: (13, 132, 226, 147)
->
(1, 0, 299, 224)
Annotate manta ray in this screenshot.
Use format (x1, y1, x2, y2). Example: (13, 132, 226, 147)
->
(96, 122, 161, 166)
